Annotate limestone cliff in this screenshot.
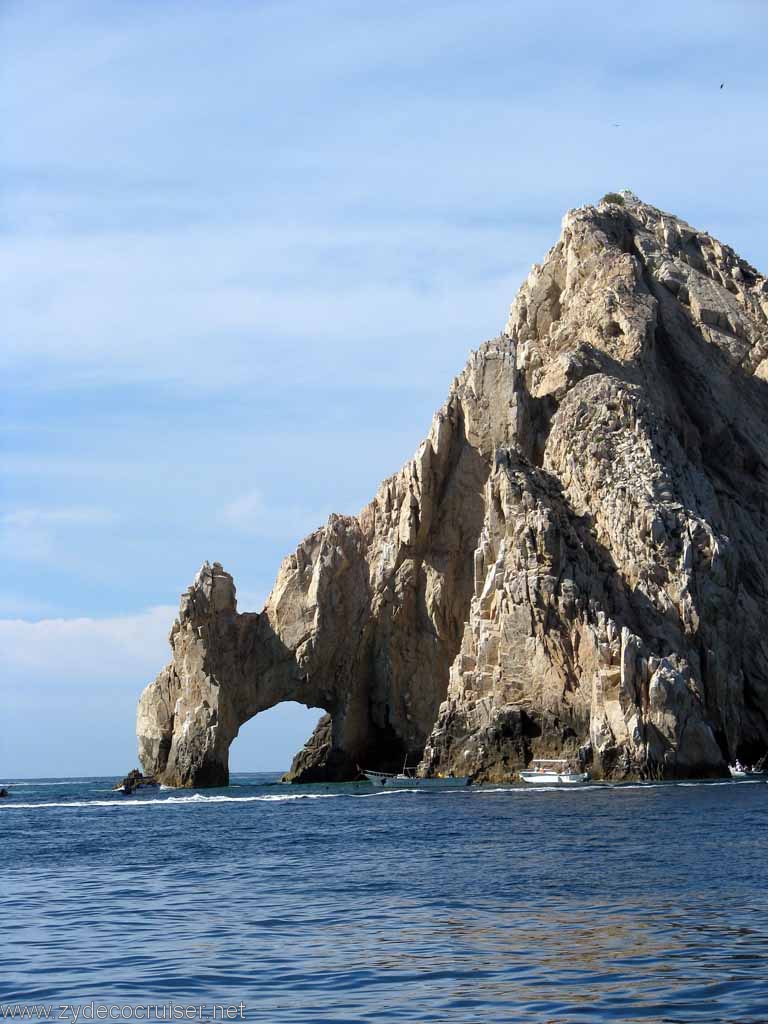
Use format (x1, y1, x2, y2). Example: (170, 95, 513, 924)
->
(138, 192, 768, 785)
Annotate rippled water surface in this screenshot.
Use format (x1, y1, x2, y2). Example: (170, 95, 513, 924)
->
(3, 775, 768, 1022)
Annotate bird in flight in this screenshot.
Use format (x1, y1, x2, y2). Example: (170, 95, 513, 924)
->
(720, 82, 725, 89)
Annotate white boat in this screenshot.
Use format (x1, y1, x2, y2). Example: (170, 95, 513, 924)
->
(729, 761, 766, 780)
(362, 768, 470, 789)
(519, 759, 590, 785)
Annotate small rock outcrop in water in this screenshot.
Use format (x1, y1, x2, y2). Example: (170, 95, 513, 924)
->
(0, 788, 9, 799)
(114, 769, 158, 795)
(137, 194, 768, 786)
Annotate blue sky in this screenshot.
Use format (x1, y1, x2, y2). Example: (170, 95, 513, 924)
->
(2, 0, 767, 778)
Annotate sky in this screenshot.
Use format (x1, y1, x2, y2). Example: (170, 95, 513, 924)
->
(2, 0, 767, 778)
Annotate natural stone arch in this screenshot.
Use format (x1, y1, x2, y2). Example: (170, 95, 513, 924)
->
(138, 557, 375, 787)
(137, 375, 504, 787)
(136, 539, 470, 787)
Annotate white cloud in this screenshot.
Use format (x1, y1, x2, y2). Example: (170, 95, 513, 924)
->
(0, 604, 177, 686)
(0, 505, 116, 562)
(1, 506, 115, 527)
(0, 220, 526, 394)
(1, 604, 178, 777)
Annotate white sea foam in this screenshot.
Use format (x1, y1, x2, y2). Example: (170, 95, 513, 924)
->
(678, 779, 760, 787)
(472, 787, 528, 794)
(2, 787, 435, 810)
(4, 777, 759, 810)
(473, 779, 761, 794)
(360, 788, 423, 797)
(0, 792, 339, 810)
(610, 783, 663, 789)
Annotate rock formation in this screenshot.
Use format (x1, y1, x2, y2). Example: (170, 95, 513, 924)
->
(113, 769, 159, 795)
(137, 192, 768, 786)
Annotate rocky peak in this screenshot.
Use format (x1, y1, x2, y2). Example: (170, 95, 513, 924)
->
(136, 195, 768, 786)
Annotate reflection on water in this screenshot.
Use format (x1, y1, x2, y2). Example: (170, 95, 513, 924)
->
(2, 776, 768, 1022)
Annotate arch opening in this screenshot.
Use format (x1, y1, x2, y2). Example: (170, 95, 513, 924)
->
(229, 701, 324, 776)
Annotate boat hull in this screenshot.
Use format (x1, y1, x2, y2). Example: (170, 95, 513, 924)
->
(519, 771, 590, 785)
(363, 772, 469, 789)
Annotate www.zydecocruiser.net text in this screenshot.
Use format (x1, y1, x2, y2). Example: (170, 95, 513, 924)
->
(0, 1006, 247, 1021)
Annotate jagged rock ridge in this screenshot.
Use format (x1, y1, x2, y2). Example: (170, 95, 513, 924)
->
(137, 192, 768, 786)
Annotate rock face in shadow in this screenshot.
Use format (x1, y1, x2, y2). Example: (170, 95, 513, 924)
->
(138, 193, 768, 785)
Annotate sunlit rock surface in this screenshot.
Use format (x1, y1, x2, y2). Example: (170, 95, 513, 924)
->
(138, 194, 768, 785)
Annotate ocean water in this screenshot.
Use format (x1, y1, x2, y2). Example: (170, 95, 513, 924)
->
(2, 774, 768, 1024)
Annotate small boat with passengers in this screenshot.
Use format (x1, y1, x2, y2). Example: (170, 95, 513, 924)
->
(729, 760, 767, 780)
(362, 762, 470, 789)
(519, 758, 590, 785)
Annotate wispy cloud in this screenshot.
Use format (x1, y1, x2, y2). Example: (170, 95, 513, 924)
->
(1, 604, 176, 683)
(0, 505, 116, 562)
(0, 220, 529, 396)
(1, 506, 115, 526)
(1, 603, 176, 777)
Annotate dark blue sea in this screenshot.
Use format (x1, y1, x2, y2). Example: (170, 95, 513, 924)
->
(3, 775, 768, 1023)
